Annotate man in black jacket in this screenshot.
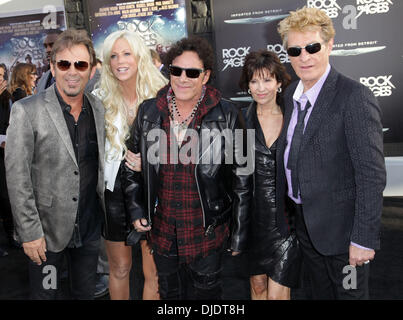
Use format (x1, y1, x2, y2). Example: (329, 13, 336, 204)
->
(276, 8, 386, 299)
(121, 36, 252, 300)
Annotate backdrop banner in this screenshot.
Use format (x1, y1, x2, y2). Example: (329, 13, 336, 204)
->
(86, 0, 187, 58)
(0, 7, 66, 81)
(212, 0, 403, 147)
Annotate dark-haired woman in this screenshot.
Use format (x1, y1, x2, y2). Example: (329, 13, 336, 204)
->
(238, 50, 301, 300)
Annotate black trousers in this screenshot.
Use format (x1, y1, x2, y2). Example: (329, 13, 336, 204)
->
(292, 200, 369, 300)
(153, 250, 224, 300)
(28, 239, 100, 300)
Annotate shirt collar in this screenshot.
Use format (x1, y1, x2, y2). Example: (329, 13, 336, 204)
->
(54, 84, 89, 115)
(293, 64, 331, 108)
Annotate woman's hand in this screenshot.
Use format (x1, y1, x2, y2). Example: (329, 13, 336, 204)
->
(133, 218, 151, 233)
(125, 150, 141, 172)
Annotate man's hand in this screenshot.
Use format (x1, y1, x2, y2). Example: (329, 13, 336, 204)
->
(0, 141, 5, 148)
(125, 151, 141, 172)
(231, 251, 241, 257)
(23, 237, 47, 265)
(133, 218, 151, 233)
(349, 244, 375, 267)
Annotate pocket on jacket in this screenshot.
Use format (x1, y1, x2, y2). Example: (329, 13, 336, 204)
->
(34, 191, 53, 207)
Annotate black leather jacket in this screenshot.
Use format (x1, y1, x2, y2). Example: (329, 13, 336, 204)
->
(121, 87, 252, 251)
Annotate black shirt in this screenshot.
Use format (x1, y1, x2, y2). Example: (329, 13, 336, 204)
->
(55, 86, 101, 248)
(0, 90, 11, 160)
(11, 88, 27, 102)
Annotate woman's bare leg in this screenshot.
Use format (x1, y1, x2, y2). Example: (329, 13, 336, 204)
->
(105, 240, 132, 300)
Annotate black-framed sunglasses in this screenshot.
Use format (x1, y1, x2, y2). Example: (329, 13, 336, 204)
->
(169, 65, 205, 79)
(56, 60, 89, 72)
(287, 42, 323, 57)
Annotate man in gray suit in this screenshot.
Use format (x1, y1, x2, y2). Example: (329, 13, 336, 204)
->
(5, 29, 105, 299)
(276, 8, 386, 299)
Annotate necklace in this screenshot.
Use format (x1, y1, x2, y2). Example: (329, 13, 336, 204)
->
(169, 95, 203, 130)
(125, 98, 138, 120)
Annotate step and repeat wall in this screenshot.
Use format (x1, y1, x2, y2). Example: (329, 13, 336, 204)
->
(212, 0, 403, 149)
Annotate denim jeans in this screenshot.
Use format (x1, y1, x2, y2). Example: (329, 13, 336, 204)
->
(28, 239, 100, 300)
(153, 250, 224, 300)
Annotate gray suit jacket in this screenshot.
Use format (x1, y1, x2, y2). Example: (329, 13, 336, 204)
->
(276, 67, 386, 255)
(5, 84, 105, 252)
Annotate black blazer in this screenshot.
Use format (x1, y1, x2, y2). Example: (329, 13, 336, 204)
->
(276, 67, 386, 256)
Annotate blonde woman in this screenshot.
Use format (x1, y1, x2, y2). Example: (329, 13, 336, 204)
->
(93, 30, 167, 300)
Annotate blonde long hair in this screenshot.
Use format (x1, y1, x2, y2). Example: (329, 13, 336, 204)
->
(98, 30, 168, 159)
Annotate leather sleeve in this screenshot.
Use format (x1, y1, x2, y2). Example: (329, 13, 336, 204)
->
(229, 107, 253, 252)
(120, 102, 147, 224)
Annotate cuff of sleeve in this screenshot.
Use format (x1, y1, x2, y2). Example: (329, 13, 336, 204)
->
(350, 241, 373, 251)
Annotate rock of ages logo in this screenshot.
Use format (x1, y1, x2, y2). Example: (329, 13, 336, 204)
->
(360, 75, 396, 97)
(267, 44, 290, 64)
(307, 0, 393, 21)
(307, 0, 342, 18)
(221, 46, 251, 71)
(356, 0, 394, 18)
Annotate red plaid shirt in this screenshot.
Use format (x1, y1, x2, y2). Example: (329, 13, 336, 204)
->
(150, 85, 229, 263)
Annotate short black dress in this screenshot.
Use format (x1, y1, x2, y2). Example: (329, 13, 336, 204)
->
(247, 104, 301, 288)
(104, 165, 132, 242)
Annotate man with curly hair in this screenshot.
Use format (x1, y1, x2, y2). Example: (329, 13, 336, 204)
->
(121, 36, 251, 300)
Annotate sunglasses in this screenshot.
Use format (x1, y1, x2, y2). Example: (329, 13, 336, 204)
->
(287, 42, 323, 57)
(56, 60, 90, 72)
(169, 65, 205, 79)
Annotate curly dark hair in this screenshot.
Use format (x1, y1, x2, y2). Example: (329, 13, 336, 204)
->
(165, 36, 215, 82)
(239, 50, 291, 105)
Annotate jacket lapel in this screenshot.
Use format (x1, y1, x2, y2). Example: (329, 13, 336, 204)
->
(85, 91, 105, 177)
(245, 102, 268, 151)
(143, 108, 163, 176)
(300, 68, 339, 152)
(44, 85, 78, 167)
(277, 83, 296, 164)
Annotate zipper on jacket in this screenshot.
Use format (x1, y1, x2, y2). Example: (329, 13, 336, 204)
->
(147, 164, 152, 225)
(194, 163, 206, 229)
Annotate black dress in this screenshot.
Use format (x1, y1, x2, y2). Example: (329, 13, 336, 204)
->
(245, 103, 301, 288)
(104, 164, 132, 242)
